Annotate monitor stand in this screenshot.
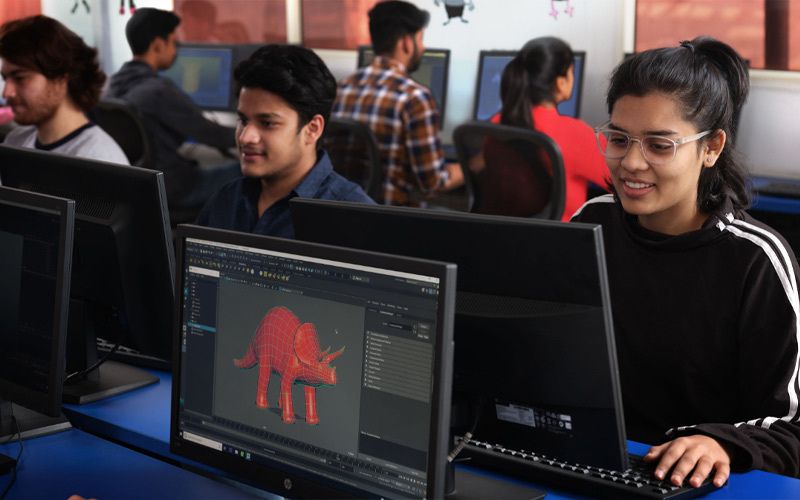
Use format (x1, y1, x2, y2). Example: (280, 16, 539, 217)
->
(62, 301, 160, 405)
(447, 462, 546, 499)
(0, 453, 14, 475)
(0, 400, 70, 476)
(0, 400, 71, 442)
(62, 360, 158, 405)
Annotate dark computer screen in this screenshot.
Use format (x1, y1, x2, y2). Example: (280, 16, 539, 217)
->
(473, 50, 586, 121)
(160, 44, 236, 110)
(170, 224, 455, 498)
(357, 45, 450, 119)
(290, 199, 628, 472)
(0, 145, 175, 403)
(0, 186, 73, 441)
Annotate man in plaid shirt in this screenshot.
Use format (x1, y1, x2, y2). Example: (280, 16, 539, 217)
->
(333, 1, 463, 206)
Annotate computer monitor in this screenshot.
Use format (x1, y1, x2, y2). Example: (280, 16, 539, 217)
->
(160, 43, 236, 111)
(0, 186, 73, 447)
(170, 224, 455, 498)
(290, 199, 627, 472)
(0, 145, 175, 404)
(357, 45, 450, 119)
(473, 50, 586, 121)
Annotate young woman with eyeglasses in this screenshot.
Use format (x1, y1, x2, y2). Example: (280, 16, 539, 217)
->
(573, 37, 800, 488)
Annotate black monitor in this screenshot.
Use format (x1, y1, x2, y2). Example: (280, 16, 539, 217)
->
(290, 199, 627, 472)
(473, 50, 586, 121)
(170, 224, 455, 498)
(160, 43, 236, 111)
(357, 45, 451, 119)
(0, 145, 175, 404)
(0, 186, 73, 451)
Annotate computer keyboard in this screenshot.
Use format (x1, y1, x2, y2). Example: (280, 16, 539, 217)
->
(756, 181, 800, 198)
(458, 438, 720, 499)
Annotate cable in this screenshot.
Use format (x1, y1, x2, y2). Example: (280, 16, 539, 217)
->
(0, 414, 23, 500)
(447, 397, 484, 463)
(64, 341, 121, 385)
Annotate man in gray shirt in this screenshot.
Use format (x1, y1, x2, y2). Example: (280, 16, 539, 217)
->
(107, 8, 239, 209)
(0, 16, 127, 165)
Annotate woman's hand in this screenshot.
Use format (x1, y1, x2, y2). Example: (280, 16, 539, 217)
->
(643, 435, 730, 488)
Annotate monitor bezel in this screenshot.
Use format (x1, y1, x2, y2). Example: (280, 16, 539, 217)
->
(0, 144, 176, 370)
(164, 42, 239, 111)
(169, 224, 456, 499)
(472, 49, 518, 122)
(0, 186, 74, 416)
(472, 49, 587, 121)
(568, 51, 586, 119)
(356, 45, 451, 119)
(288, 198, 629, 471)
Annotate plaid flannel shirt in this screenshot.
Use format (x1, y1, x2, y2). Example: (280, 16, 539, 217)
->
(332, 56, 448, 206)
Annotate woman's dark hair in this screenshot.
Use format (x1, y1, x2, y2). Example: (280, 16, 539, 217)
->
(234, 44, 337, 145)
(607, 36, 751, 212)
(500, 36, 574, 129)
(0, 15, 105, 112)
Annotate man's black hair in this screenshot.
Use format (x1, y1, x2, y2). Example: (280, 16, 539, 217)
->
(368, 1, 430, 55)
(234, 44, 337, 133)
(125, 8, 180, 55)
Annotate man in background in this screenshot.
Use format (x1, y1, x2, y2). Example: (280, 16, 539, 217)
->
(333, 0, 462, 206)
(107, 7, 239, 209)
(0, 15, 127, 164)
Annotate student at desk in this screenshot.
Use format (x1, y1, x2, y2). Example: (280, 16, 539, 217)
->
(196, 45, 373, 239)
(573, 37, 800, 488)
(0, 16, 127, 165)
(107, 8, 239, 209)
(333, 1, 463, 206)
(483, 36, 607, 221)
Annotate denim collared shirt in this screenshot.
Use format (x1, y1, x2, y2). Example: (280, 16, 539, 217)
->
(196, 150, 374, 239)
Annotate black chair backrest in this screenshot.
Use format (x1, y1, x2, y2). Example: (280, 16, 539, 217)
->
(90, 98, 153, 169)
(453, 121, 566, 220)
(323, 117, 383, 200)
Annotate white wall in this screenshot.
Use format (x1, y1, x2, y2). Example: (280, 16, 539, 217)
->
(41, 0, 95, 45)
(738, 72, 800, 179)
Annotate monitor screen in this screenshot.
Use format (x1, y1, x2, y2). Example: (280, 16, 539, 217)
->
(0, 186, 73, 440)
(160, 44, 235, 110)
(357, 46, 450, 119)
(0, 145, 175, 403)
(170, 225, 455, 498)
(290, 199, 627, 472)
(473, 50, 586, 120)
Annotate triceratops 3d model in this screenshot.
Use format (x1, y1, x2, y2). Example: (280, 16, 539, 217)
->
(234, 306, 344, 424)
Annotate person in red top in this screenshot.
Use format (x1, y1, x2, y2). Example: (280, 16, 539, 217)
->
(486, 36, 608, 221)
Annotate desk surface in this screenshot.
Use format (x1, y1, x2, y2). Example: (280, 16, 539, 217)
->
(63, 370, 800, 499)
(0, 428, 257, 500)
(750, 175, 800, 214)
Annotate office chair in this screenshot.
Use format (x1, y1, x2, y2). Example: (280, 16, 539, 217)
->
(90, 98, 153, 169)
(91, 98, 202, 228)
(323, 117, 383, 200)
(453, 121, 565, 220)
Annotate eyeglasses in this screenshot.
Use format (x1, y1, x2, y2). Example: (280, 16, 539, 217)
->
(594, 123, 712, 165)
